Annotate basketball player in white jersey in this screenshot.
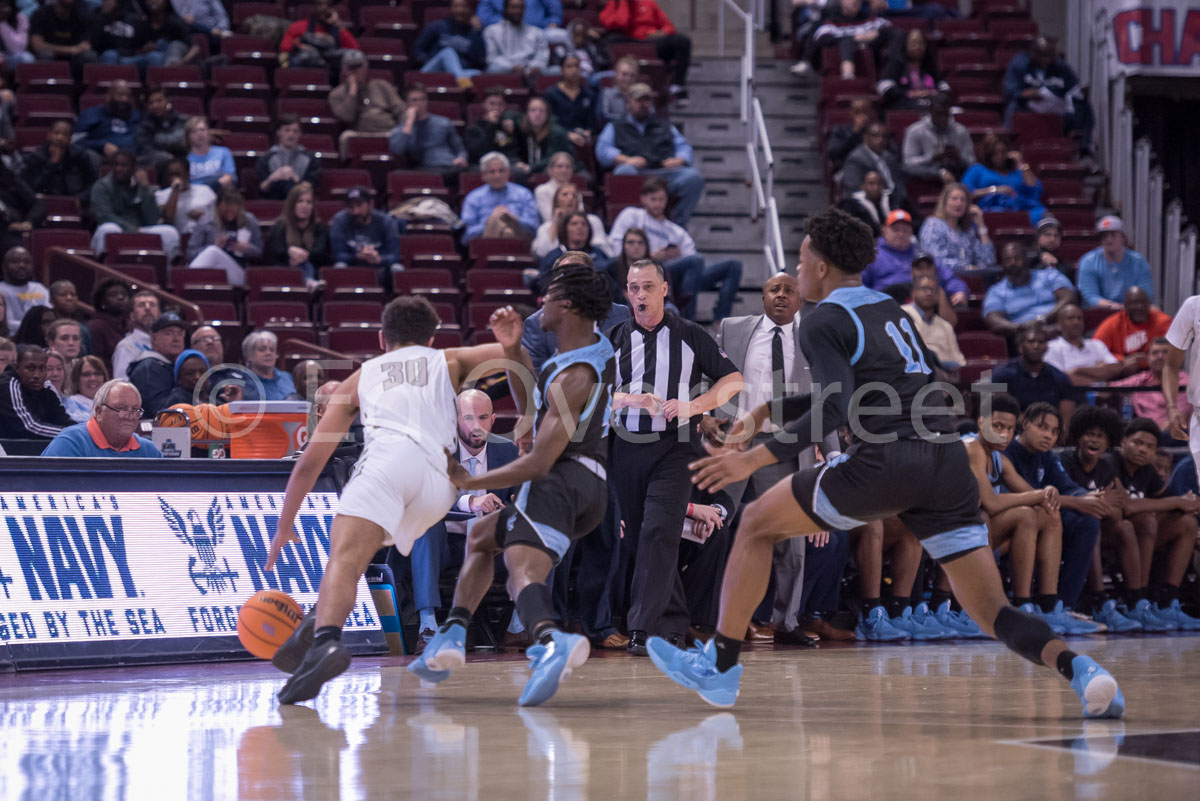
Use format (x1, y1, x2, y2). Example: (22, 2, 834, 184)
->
(265, 295, 533, 704)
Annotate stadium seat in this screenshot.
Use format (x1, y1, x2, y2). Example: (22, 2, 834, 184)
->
(956, 331, 1008, 361)
(275, 98, 341, 138)
(170, 95, 206, 117)
(1012, 112, 1065, 143)
(323, 300, 384, 327)
(247, 300, 311, 326)
(232, 2, 286, 27)
(82, 63, 139, 93)
(298, 133, 338, 162)
(31, 229, 93, 269)
(388, 171, 452, 202)
(466, 271, 532, 303)
(319, 168, 374, 199)
(210, 97, 272, 132)
(109, 264, 160, 287)
(15, 94, 73, 125)
(275, 68, 331, 98)
(327, 327, 384, 358)
(356, 37, 412, 81)
(319, 267, 385, 299)
(244, 199, 284, 227)
(221, 35, 278, 69)
(212, 65, 271, 99)
(146, 65, 205, 97)
(246, 267, 310, 301)
(39, 195, 82, 228)
(196, 300, 240, 323)
(170, 267, 235, 303)
(14, 62, 73, 95)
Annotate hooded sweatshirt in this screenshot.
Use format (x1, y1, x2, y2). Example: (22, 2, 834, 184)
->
(0, 364, 73, 440)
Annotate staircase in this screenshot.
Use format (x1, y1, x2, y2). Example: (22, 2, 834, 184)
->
(658, 2, 828, 317)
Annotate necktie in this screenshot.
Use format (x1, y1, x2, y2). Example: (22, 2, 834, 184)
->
(467, 456, 479, 476)
(771, 326, 785, 402)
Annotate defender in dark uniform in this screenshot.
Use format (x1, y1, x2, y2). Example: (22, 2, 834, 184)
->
(408, 257, 617, 708)
(646, 208, 1125, 719)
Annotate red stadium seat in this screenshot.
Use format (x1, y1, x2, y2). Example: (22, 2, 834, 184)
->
(246, 267, 309, 301)
(319, 168, 373, 199)
(276, 98, 341, 138)
(247, 300, 311, 326)
(388, 171, 452, 202)
(31, 229, 93, 270)
(82, 63, 140, 93)
(275, 67, 331, 98)
(956, 331, 1008, 361)
(221, 35, 278, 69)
(231, 2, 286, 27)
(244, 199, 284, 227)
(466, 271, 532, 303)
(318, 267, 385, 299)
(327, 327, 384, 358)
(39, 195, 82, 228)
(212, 65, 271, 98)
(146, 65, 205, 97)
(1012, 112, 1064, 143)
(323, 300, 384, 327)
(210, 97, 272, 132)
(14, 62, 73, 95)
(15, 94, 73, 125)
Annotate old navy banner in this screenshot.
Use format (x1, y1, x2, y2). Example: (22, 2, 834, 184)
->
(1102, 0, 1200, 76)
(0, 491, 385, 670)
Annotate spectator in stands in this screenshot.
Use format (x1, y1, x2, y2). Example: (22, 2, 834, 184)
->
(1003, 36, 1094, 155)
(266, 183, 330, 289)
(918, 182, 995, 273)
(49, 281, 90, 342)
(544, 54, 595, 147)
(483, 0, 549, 78)
(1109, 337, 1190, 434)
(516, 96, 574, 175)
(388, 83, 468, 173)
(328, 50, 406, 160)
(43, 378, 162, 455)
(840, 122, 905, 210)
(126, 312, 184, 417)
(0, 161, 41, 251)
(185, 117, 235, 190)
(963, 133, 1045, 224)
(901, 93, 975, 184)
(112, 288, 158, 379)
(0, 344, 72, 439)
(162, 347, 207, 407)
(534, 151, 578, 222)
(239, 329, 296, 401)
(1005, 401, 1107, 610)
(0, 1, 34, 67)
(278, 0, 358, 70)
(903, 273, 964, 369)
(864, 212, 967, 303)
(609, 226, 648, 298)
(156, 156, 215, 236)
(62, 354, 107, 422)
(1094, 286, 1172, 364)
(791, 0, 890, 79)
(460, 152, 538, 243)
(90, 150, 181, 260)
(1045, 303, 1121, 386)
(0, 246, 48, 334)
(44, 348, 67, 396)
(533, 213, 614, 294)
(1077, 215, 1153, 310)
(133, 0, 199, 70)
(409, 387, 519, 652)
(827, 97, 875, 170)
(87, 278, 130, 367)
(89, 0, 141, 70)
(599, 0, 692, 96)
(595, 54, 638, 130)
(837, 170, 889, 236)
(186, 188, 262, 287)
(12, 305, 54, 347)
(1034, 215, 1074, 278)
(0, 296, 6, 337)
(330, 185, 403, 275)
(74, 80, 141, 165)
(47, 319, 83, 361)
(256, 115, 322, 201)
(189, 324, 241, 404)
(532, 182, 611, 258)
(597, 82, 705, 224)
(1105, 417, 1200, 629)
(413, 0, 485, 82)
(877, 28, 948, 112)
(20, 119, 96, 200)
(983, 241, 1075, 339)
(136, 87, 190, 172)
(992, 322, 1078, 425)
(30, 0, 96, 79)
(170, 0, 231, 50)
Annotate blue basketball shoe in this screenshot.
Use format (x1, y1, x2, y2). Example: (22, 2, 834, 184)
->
(406, 622, 466, 684)
(856, 606, 909, 641)
(933, 600, 987, 638)
(646, 637, 743, 708)
(1068, 655, 1125, 719)
(518, 631, 591, 707)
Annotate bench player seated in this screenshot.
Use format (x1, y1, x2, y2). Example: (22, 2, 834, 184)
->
(642, 207, 1124, 719)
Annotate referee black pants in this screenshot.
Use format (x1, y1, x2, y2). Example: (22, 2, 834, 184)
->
(614, 433, 694, 638)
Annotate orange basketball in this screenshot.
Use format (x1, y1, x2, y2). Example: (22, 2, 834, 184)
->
(155, 404, 195, 429)
(237, 590, 303, 659)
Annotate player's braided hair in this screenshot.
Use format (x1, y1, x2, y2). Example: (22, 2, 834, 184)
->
(805, 207, 877, 274)
(546, 255, 611, 323)
(1066, 404, 1124, 447)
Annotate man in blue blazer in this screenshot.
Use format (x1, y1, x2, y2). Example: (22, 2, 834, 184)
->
(411, 388, 518, 653)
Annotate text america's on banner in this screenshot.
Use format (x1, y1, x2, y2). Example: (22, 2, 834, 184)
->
(0, 492, 379, 645)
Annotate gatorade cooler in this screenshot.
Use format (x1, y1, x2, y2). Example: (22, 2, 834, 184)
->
(224, 401, 311, 459)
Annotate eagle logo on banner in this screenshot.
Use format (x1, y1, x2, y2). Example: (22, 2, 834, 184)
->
(160, 497, 241, 595)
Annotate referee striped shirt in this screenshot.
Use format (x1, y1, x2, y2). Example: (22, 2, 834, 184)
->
(609, 312, 738, 434)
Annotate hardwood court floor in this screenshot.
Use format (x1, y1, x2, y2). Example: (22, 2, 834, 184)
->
(1, 635, 1198, 801)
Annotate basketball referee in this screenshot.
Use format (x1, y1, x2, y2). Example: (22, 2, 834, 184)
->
(611, 259, 743, 654)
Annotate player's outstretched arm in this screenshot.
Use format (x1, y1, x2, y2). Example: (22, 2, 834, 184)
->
(265, 370, 362, 571)
(446, 364, 593, 491)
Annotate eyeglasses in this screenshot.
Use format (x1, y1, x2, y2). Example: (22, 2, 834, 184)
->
(193, 336, 221, 346)
(102, 404, 143, 418)
(79, 370, 105, 379)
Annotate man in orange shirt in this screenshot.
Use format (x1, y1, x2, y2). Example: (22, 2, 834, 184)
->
(1093, 286, 1172, 366)
(599, 0, 691, 97)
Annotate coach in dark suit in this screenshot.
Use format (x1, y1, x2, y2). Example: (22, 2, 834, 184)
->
(410, 388, 518, 653)
(716, 272, 840, 645)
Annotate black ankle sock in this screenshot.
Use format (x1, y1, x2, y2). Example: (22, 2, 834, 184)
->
(442, 607, 471, 632)
(930, 589, 954, 610)
(1123, 586, 1145, 607)
(862, 597, 883, 612)
(1037, 594, 1060, 614)
(1155, 584, 1179, 606)
(713, 632, 742, 673)
(1012, 596, 1033, 609)
(886, 597, 911, 619)
(1056, 650, 1078, 680)
(515, 583, 560, 645)
(313, 626, 341, 647)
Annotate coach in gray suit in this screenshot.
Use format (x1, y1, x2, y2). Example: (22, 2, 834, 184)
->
(716, 271, 839, 645)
